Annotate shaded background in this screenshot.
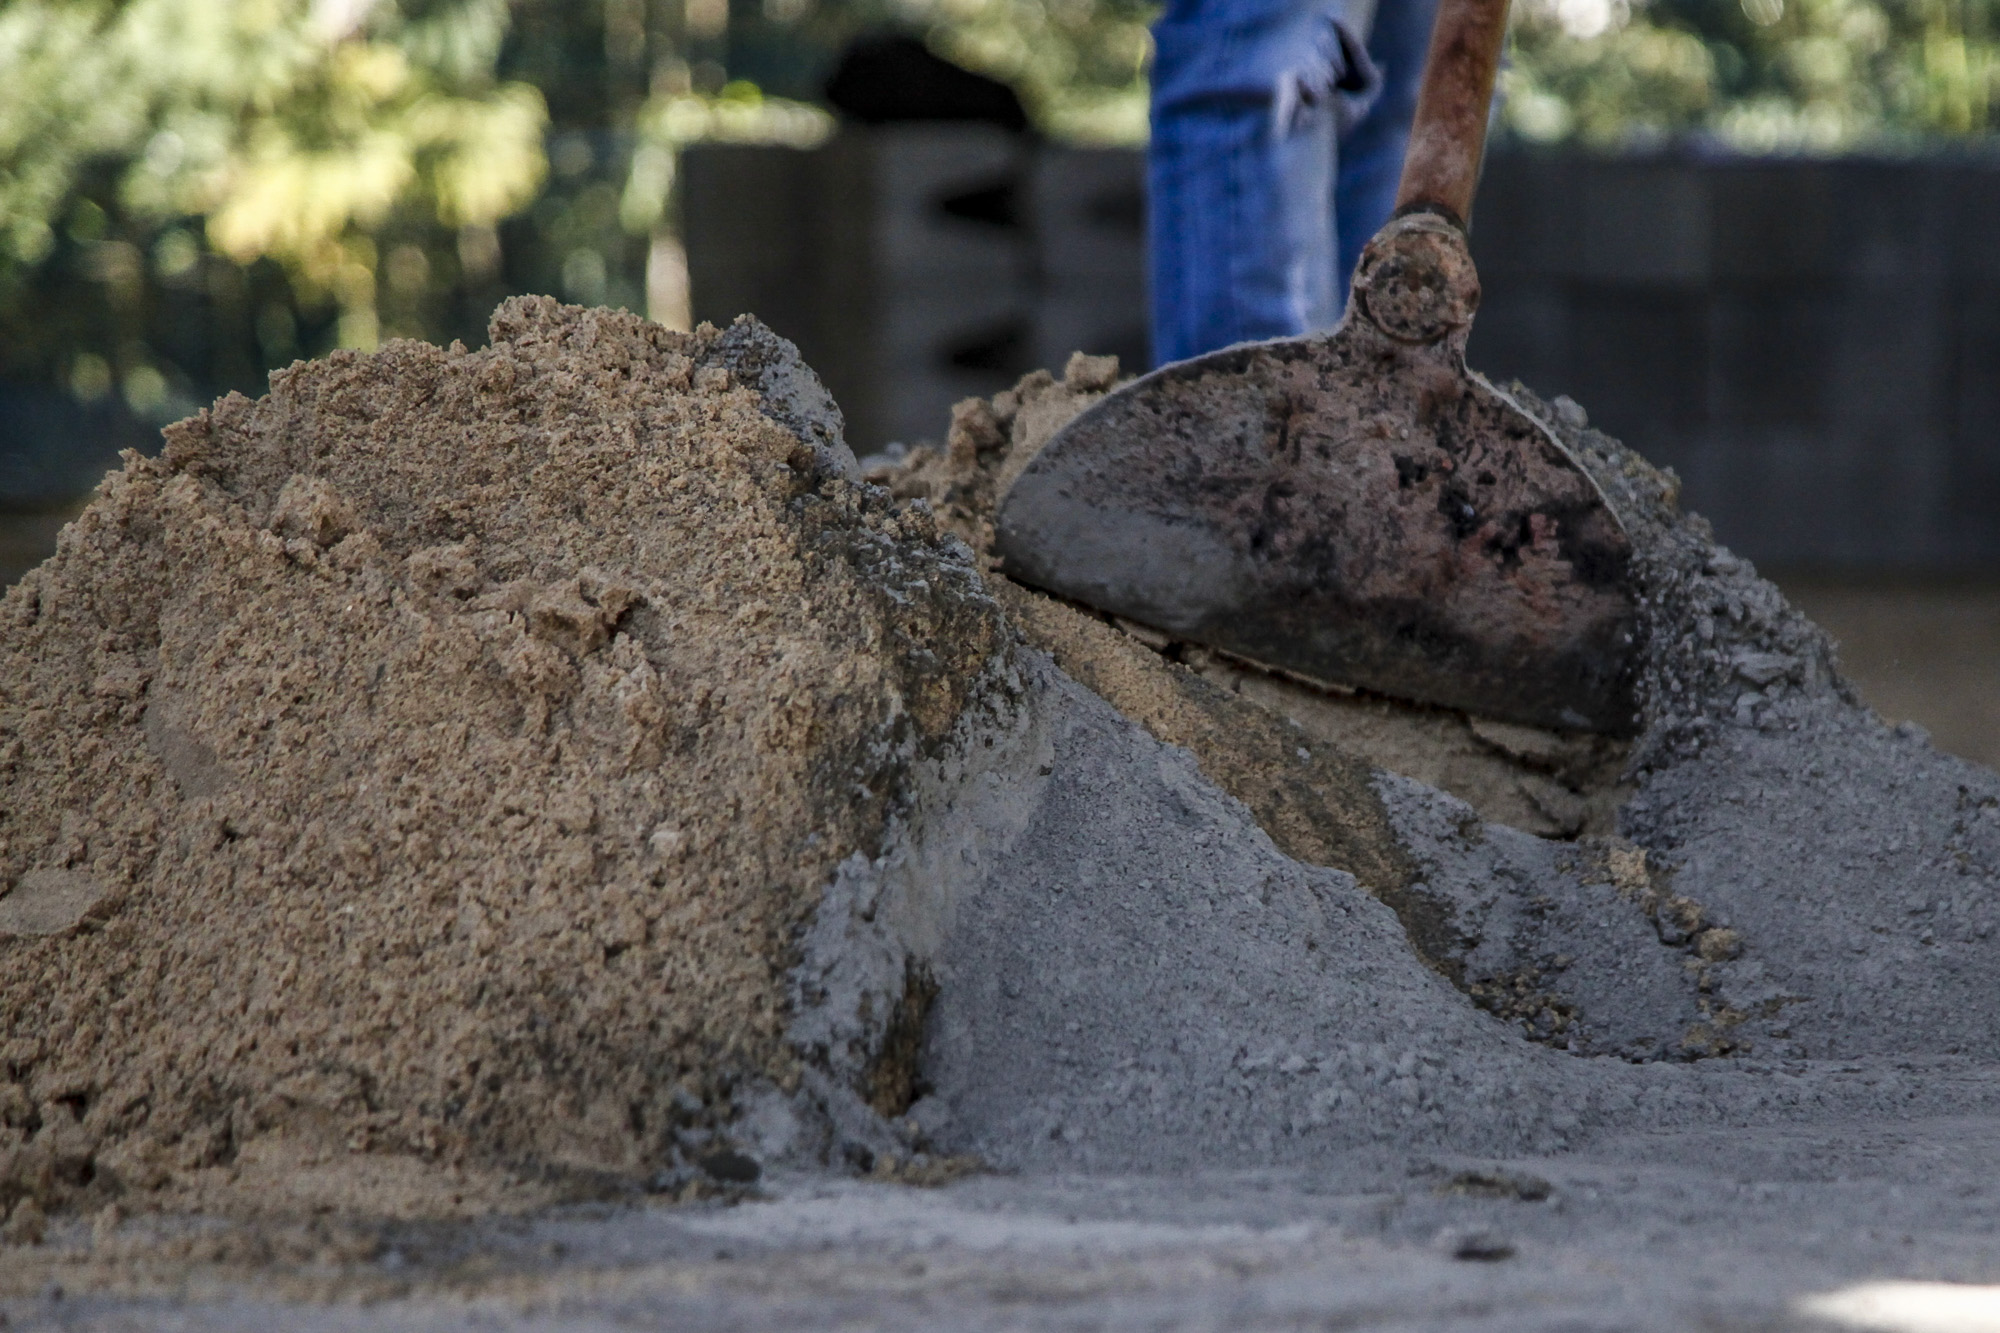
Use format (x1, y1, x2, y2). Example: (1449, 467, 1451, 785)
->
(1, 0, 1996, 762)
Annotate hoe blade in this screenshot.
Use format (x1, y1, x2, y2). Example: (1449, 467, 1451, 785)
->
(993, 216, 1640, 736)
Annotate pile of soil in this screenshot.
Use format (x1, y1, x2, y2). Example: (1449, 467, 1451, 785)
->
(839, 359, 2000, 1182)
(0, 299, 1003, 1224)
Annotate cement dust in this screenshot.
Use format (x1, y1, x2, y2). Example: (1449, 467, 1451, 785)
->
(0, 299, 1002, 1226)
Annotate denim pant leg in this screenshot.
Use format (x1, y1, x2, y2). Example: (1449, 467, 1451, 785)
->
(1334, 0, 1442, 289)
(1148, 101, 1338, 366)
(1147, 0, 1374, 366)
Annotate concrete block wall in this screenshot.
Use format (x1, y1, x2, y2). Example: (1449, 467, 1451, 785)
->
(1469, 152, 2000, 570)
(684, 133, 1147, 453)
(678, 139, 2000, 570)
(1029, 146, 1149, 379)
(684, 127, 1041, 451)
(0, 387, 154, 509)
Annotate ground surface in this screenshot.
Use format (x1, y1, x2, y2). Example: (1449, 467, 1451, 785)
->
(7, 1116, 1999, 1331)
(1780, 575, 2000, 771)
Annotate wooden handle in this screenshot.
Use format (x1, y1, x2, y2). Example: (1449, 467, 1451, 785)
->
(1393, 0, 1512, 227)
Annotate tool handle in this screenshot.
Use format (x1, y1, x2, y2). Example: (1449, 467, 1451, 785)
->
(1393, 0, 1512, 227)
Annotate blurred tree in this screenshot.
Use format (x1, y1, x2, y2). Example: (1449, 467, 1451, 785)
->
(0, 0, 547, 423)
(0, 0, 833, 430)
(893, 0, 1155, 141)
(1503, 0, 2000, 146)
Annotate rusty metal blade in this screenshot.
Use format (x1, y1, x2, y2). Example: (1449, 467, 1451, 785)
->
(992, 216, 1640, 735)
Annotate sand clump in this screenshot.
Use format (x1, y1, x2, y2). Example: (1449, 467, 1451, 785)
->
(0, 299, 1004, 1222)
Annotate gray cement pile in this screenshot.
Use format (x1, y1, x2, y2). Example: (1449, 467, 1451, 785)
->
(830, 359, 2000, 1179)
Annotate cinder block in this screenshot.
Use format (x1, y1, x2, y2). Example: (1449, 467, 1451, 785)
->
(876, 291, 1032, 364)
(1945, 280, 2000, 556)
(1673, 424, 1882, 567)
(1033, 289, 1149, 377)
(868, 126, 1033, 282)
(1816, 419, 1956, 567)
(868, 289, 1038, 443)
(1464, 285, 1571, 398)
(1820, 282, 1952, 431)
(1471, 151, 1580, 281)
(1688, 417, 1960, 570)
(1943, 162, 2000, 281)
(877, 361, 1027, 445)
(1566, 289, 1708, 438)
(1821, 160, 1952, 282)
(1669, 424, 1808, 562)
(1709, 162, 1839, 283)
(679, 140, 2000, 567)
(0, 386, 153, 507)
(683, 144, 819, 321)
(1033, 147, 1146, 285)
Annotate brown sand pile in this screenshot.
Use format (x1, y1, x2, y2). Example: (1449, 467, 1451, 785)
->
(0, 298, 1001, 1222)
(873, 358, 1627, 838)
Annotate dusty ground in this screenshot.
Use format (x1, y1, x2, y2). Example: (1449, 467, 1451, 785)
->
(15, 573, 1994, 1332)
(1779, 575, 2000, 772)
(5, 1119, 2000, 1331)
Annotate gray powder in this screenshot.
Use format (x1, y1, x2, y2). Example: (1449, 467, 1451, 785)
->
(1547, 386, 2000, 1063)
(808, 652, 2000, 1176)
(1625, 701, 2000, 1061)
(772, 383, 2000, 1179)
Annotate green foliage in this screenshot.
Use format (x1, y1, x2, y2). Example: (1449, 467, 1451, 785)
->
(921, 0, 1156, 142)
(0, 0, 556, 438)
(1503, 0, 2000, 146)
(0, 0, 546, 346)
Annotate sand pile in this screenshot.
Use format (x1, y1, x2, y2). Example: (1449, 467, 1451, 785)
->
(0, 299, 1004, 1223)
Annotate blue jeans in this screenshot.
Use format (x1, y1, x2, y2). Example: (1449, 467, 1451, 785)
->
(1147, 0, 1441, 365)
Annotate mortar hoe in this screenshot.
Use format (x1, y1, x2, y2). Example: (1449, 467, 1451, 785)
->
(994, 0, 1640, 736)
